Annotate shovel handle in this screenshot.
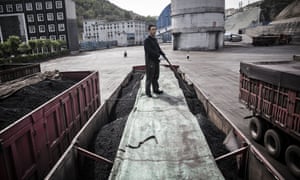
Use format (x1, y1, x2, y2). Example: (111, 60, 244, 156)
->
(163, 56, 177, 72)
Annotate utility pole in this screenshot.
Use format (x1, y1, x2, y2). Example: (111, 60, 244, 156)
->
(0, 25, 3, 43)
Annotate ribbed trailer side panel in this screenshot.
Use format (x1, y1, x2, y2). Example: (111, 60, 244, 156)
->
(0, 71, 100, 180)
(239, 60, 300, 178)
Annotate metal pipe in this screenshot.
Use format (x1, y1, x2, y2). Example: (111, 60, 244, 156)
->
(215, 146, 248, 162)
(75, 146, 113, 164)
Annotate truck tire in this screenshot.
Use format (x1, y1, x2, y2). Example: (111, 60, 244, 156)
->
(264, 129, 282, 158)
(249, 117, 264, 142)
(285, 145, 300, 178)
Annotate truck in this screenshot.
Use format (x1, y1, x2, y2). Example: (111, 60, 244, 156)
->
(0, 70, 100, 180)
(239, 58, 300, 178)
(252, 34, 292, 46)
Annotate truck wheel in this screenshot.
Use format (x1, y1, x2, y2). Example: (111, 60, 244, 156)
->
(264, 129, 282, 158)
(249, 117, 265, 141)
(285, 145, 300, 178)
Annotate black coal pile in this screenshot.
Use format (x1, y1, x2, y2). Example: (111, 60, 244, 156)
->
(0, 79, 76, 130)
(80, 72, 144, 180)
(178, 75, 241, 180)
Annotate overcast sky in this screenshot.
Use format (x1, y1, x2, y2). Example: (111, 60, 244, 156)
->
(108, 0, 261, 16)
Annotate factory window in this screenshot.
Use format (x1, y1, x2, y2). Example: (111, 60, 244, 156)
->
(56, 1, 63, 9)
(27, 14, 34, 22)
(16, 4, 23, 12)
(50, 35, 56, 40)
(0, 5, 3, 13)
(6, 4, 13, 12)
(36, 2, 43, 10)
(58, 24, 65, 31)
(29, 26, 36, 33)
(30, 37, 37, 40)
(39, 25, 46, 33)
(37, 14, 44, 22)
(57, 12, 64, 20)
(45, 1, 53, 9)
(25, 3, 33, 11)
(59, 34, 66, 41)
(47, 13, 54, 21)
(40, 36, 46, 39)
(48, 24, 55, 32)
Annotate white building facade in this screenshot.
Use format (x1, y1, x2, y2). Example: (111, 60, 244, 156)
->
(83, 20, 147, 46)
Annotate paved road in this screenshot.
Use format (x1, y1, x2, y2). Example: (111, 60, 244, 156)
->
(41, 43, 300, 179)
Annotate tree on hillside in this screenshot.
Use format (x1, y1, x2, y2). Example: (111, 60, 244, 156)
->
(74, 0, 156, 37)
(260, 0, 294, 23)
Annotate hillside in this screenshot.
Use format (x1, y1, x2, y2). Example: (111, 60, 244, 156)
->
(275, 0, 300, 20)
(260, 0, 295, 23)
(225, 0, 299, 33)
(75, 0, 156, 33)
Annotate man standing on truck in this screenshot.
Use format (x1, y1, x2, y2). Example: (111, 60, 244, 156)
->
(144, 24, 166, 98)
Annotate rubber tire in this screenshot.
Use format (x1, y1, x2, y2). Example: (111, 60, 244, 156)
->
(249, 117, 264, 142)
(264, 129, 282, 159)
(285, 145, 300, 178)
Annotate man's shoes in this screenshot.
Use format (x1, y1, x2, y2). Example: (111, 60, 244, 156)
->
(146, 93, 152, 97)
(154, 90, 163, 94)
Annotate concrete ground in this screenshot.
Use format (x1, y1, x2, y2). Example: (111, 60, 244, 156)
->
(41, 43, 300, 179)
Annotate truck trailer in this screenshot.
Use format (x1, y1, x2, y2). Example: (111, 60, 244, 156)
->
(239, 58, 300, 178)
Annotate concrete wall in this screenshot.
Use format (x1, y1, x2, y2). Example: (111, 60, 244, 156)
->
(171, 0, 225, 51)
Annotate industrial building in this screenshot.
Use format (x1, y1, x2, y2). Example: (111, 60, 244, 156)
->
(82, 20, 147, 46)
(171, 0, 225, 50)
(0, 0, 79, 52)
(156, 4, 172, 43)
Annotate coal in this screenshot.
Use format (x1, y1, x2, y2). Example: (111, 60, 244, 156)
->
(81, 71, 240, 180)
(79, 72, 144, 180)
(110, 72, 143, 120)
(180, 78, 241, 180)
(0, 79, 77, 130)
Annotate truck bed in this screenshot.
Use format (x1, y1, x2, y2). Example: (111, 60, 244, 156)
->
(240, 60, 300, 91)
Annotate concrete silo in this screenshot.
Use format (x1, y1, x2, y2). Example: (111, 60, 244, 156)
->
(171, 0, 225, 50)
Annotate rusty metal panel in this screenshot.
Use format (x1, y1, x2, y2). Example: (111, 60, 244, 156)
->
(0, 64, 41, 83)
(0, 71, 100, 180)
(0, 120, 38, 180)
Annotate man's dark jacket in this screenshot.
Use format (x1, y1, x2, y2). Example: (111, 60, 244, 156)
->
(144, 36, 165, 63)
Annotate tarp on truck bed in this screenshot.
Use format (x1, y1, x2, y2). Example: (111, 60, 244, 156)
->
(109, 67, 224, 180)
(240, 61, 300, 91)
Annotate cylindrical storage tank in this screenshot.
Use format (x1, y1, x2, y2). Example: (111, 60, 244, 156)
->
(171, 0, 225, 51)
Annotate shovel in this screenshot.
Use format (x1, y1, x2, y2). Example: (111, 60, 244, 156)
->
(162, 55, 194, 97)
